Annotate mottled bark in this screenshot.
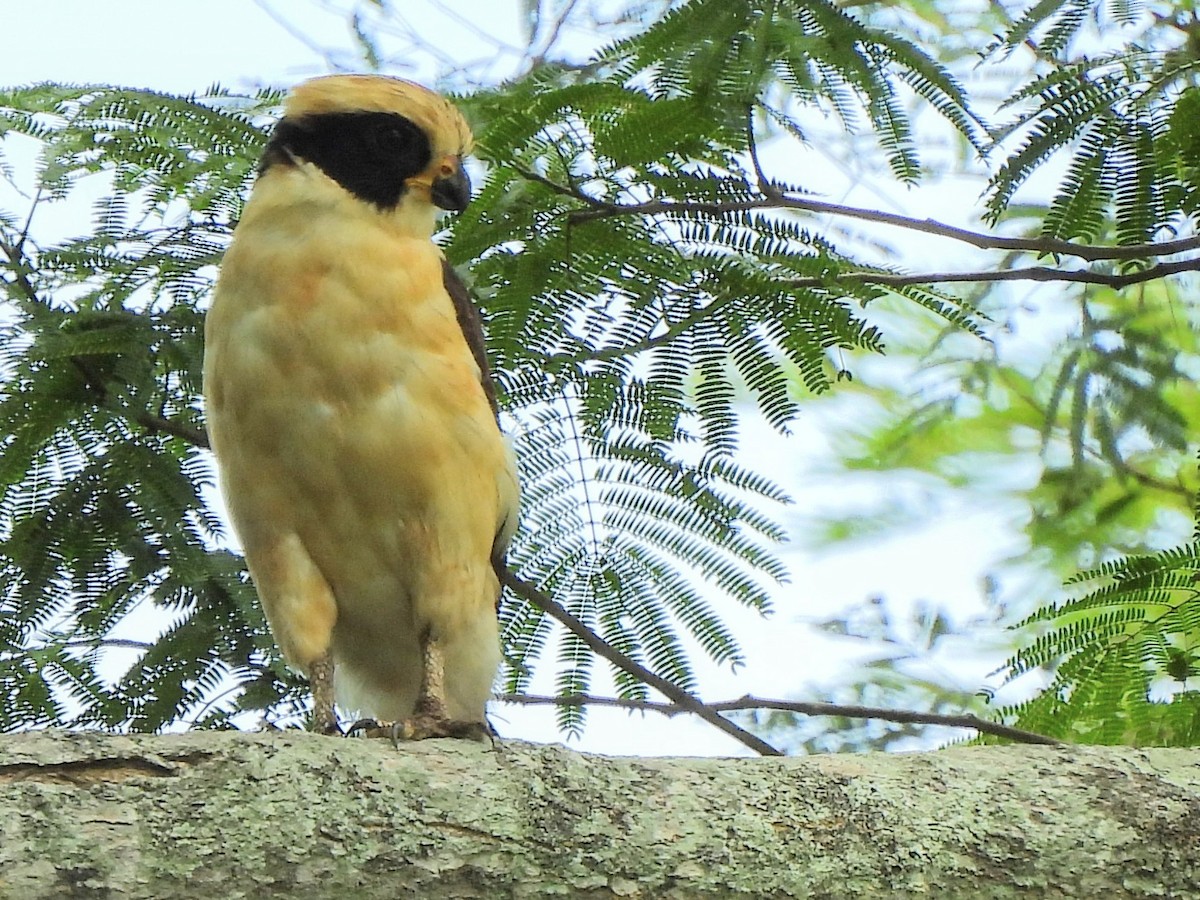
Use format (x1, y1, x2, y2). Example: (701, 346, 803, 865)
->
(0, 730, 1196, 898)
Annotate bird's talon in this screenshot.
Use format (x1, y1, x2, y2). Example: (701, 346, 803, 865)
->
(345, 718, 382, 737)
(345, 715, 487, 742)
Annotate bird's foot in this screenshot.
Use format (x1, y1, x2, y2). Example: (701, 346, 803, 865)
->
(397, 713, 490, 742)
(347, 716, 489, 744)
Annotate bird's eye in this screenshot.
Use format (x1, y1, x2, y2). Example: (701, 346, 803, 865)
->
(371, 121, 408, 152)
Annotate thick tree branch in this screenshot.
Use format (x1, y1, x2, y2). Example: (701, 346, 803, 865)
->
(2, 731, 1197, 897)
(497, 692, 1063, 746)
(499, 569, 783, 756)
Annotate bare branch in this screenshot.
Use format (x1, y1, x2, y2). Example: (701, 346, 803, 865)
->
(523, 0, 586, 72)
(54, 638, 157, 652)
(498, 692, 1064, 747)
(425, 0, 524, 59)
(499, 569, 784, 756)
(521, 168, 1200, 265)
(763, 193, 1200, 263)
(251, 0, 349, 70)
(808, 257, 1200, 290)
(134, 412, 211, 450)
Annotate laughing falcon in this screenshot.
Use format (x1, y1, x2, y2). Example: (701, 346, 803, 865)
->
(204, 75, 519, 738)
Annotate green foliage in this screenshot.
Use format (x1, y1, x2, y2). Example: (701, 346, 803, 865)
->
(830, 279, 1198, 555)
(793, 0, 1200, 749)
(448, 0, 985, 732)
(988, 543, 1200, 745)
(0, 85, 296, 730)
(985, 5, 1200, 245)
(805, 273, 1200, 748)
(0, 1, 986, 736)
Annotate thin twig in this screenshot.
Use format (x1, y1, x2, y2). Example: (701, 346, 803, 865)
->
(794, 258, 1200, 290)
(498, 692, 1064, 746)
(520, 168, 1200, 264)
(251, 0, 347, 70)
(134, 412, 210, 449)
(427, 0, 523, 59)
(50, 638, 158, 652)
(500, 569, 783, 756)
(523, 0, 585, 72)
(3, 236, 212, 449)
(0, 236, 47, 311)
(762, 193, 1200, 263)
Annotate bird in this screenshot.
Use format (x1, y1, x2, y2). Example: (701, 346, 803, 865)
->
(203, 75, 519, 740)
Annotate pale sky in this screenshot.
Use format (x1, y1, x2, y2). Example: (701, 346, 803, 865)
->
(0, 0, 1048, 756)
(2, 1, 517, 89)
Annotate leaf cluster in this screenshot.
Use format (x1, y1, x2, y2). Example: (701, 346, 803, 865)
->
(985, 4, 1200, 246)
(447, 0, 984, 732)
(0, 85, 300, 731)
(988, 542, 1200, 745)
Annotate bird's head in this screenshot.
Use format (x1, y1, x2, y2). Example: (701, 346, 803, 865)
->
(260, 75, 474, 218)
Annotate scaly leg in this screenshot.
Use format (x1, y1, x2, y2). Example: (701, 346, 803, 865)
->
(395, 630, 488, 741)
(413, 627, 450, 719)
(349, 629, 487, 742)
(307, 651, 340, 735)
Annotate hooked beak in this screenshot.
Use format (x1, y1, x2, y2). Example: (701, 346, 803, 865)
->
(430, 156, 471, 213)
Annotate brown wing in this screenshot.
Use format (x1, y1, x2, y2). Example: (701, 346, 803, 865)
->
(442, 258, 499, 419)
(441, 258, 516, 581)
